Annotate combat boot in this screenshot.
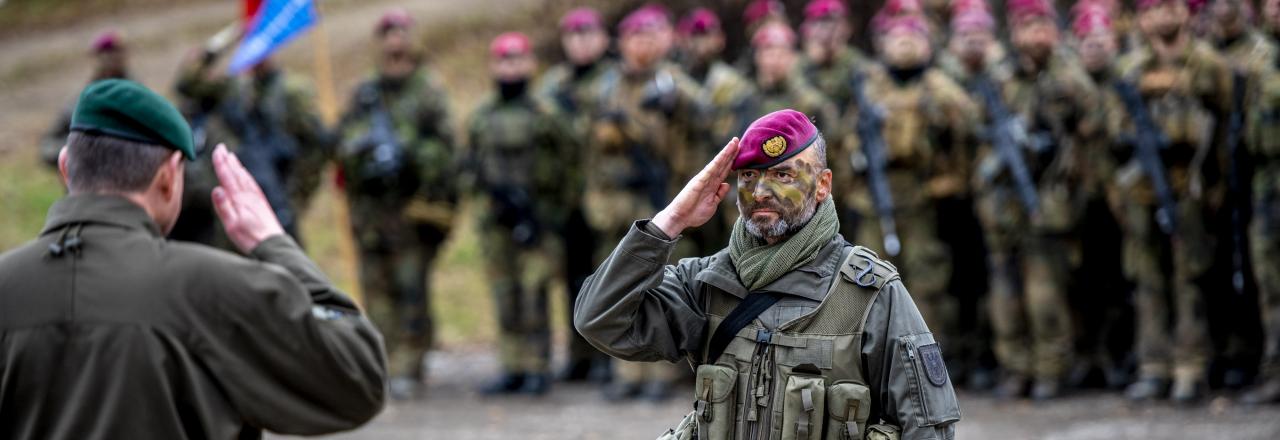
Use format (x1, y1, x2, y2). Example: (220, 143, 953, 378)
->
(994, 373, 1029, 399)
(1171, 377, 1206, 405)
(479, 372, 526, 396)
(1239, 376, 1280, 405)
(1030, 378, 1061, 401)
(1125, 376, 1171, 401)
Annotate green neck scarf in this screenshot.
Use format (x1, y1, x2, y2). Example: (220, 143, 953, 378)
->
(729, 197, 840, 292)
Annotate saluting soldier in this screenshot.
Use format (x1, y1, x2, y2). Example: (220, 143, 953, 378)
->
(841, 13, 980, 360)
(334, 9, 459, 399)
(536, 6, 615, 384)
(575, 110, 961, 440)
(1114, 0, 1234, 404)
(0, 79, 386, 439)
(467, 32, 574, 396)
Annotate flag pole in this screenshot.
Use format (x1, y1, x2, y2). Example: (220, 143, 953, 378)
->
(309, 0, 362, 304)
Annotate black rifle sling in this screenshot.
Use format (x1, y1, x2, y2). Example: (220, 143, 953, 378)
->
(705, 291, 784, 364)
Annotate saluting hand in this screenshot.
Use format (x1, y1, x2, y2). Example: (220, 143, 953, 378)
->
(211, 144, 287, 253)
(652, 137, 740, 238)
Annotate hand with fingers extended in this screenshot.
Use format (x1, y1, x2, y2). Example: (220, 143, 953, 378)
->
(210, 144, 286, 253)
(652, 137, 740, 238)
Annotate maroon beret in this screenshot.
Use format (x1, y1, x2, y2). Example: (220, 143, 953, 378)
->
(805, 0, 849, 21)
(679, 8, 721, 36)
(619, 4, 672, 36)
(560, 7, 603, 32)
(735, 109, 820, 170)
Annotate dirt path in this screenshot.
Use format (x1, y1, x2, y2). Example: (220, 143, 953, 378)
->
(266, 349, 1280, 440)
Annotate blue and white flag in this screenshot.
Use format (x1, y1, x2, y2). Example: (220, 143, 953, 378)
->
(227, 0, 317, 74)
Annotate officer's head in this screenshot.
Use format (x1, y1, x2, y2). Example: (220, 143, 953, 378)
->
(801, 0, 853, 63)
(560, 8, 610, 66)
(1074, 7, 1119, 73)
(753, 22, 799, 85)
(618, 5, 674, 70)
(733, 110, 833, 241)
(1009, 0, 1060, 64)
(1209, 0, 1251, 40)
(678, 9, 726, 64)
(59, 80, 195, 235)
(1137, 0, 1191, 41)
(489, 32, 536, 83)
(876, 15, 933, 69)
(90, 30, 128, 81)
(948, 6, 996, 67)
(375, 8, 420, 80)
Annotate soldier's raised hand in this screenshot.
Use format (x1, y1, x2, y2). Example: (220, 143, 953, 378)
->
(211, 144, 286, 253)
(652, 137, 739, 238)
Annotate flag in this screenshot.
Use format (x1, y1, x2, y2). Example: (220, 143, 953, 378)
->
(227, 0, 317, 74)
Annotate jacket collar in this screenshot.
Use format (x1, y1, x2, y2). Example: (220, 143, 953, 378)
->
(696, 234, 848, 302)
(41, 194, 163, 238)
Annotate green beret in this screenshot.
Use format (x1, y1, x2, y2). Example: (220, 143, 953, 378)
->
(70, 79, 195, 160)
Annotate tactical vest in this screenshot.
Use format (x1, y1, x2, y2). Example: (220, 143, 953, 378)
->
(666, 246, 901, 440)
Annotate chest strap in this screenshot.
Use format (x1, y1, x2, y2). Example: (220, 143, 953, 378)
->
(705, 291, 783, 364)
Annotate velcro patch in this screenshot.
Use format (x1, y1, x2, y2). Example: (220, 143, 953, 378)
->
(918, 343, 948, 387)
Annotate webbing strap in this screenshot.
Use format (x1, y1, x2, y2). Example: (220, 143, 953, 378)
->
(705, 291, 784, 364)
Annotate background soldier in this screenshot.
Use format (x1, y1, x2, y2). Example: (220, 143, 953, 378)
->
(174, 33, 330, 243)
(1070, 2, 1137, 391)
(1241, 7, 1280, 403)
(843, 12, 979, 362)
(976, 0, 1101, 400)
(796, 0, 868, 118)
(748, 22, 838, 136)
(468, 32, 572, 396)
(1115, 0, 1233, 404)
(1238, 0, 1280, 404)
(676, 8, 756, 250)
(936, 1, 1008, 85)
(585, 5, 703, 401)
(335, 9, 458, 400)
(537, 6, 614, 383)
(40, 30, 131, 168)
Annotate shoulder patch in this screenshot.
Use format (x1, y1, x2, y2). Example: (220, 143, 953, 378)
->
(919, 343, 948, 387)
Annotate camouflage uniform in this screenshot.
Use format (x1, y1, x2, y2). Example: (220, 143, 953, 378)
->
(537, 59, 612, 373)
(797, 46, 870, 114)
(175, 61, 331, 241)
(466, 90, 573, 378)
(336, 67, 458, 382)
(973, 51, 1102, 387)
(585, 61, 704, 392)
(1244, 50, 1280, 396)
(840, 65, 981, 351)
(1113, 39, 1233, 388)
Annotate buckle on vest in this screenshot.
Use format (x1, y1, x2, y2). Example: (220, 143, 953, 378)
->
(755, 329, 773, 344)
(851, 258, 877, 287)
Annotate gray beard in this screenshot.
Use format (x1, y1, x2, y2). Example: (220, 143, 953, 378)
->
(740, 198, 819, 240)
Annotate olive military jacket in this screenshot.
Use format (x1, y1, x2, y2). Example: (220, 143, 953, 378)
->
(575, 221, 959, 440)
(0, 195, 387, 439)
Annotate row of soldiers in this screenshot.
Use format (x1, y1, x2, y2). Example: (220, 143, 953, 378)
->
(40, 0, 1280, 406)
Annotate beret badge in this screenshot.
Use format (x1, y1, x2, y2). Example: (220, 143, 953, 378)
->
(762, 135, 787, 158)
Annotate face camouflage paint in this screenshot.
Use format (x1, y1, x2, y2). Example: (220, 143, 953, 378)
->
(736, 158, 820, 239)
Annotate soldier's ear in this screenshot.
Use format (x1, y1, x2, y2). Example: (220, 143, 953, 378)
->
(816, 168, 833, 202)
(57, 146, 71, 189)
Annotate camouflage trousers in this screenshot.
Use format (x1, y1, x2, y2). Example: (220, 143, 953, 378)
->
(1252, 170, 1280, 378)
(855, 204, 955, 342)
(1122, 200, 1214, 381)
(986, 237, 1075, 380)
(356, 220, 448, 380)
(481, 223, 560, 374)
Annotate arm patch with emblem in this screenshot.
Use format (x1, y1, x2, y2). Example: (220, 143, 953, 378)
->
(919, 343, 948, 387)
